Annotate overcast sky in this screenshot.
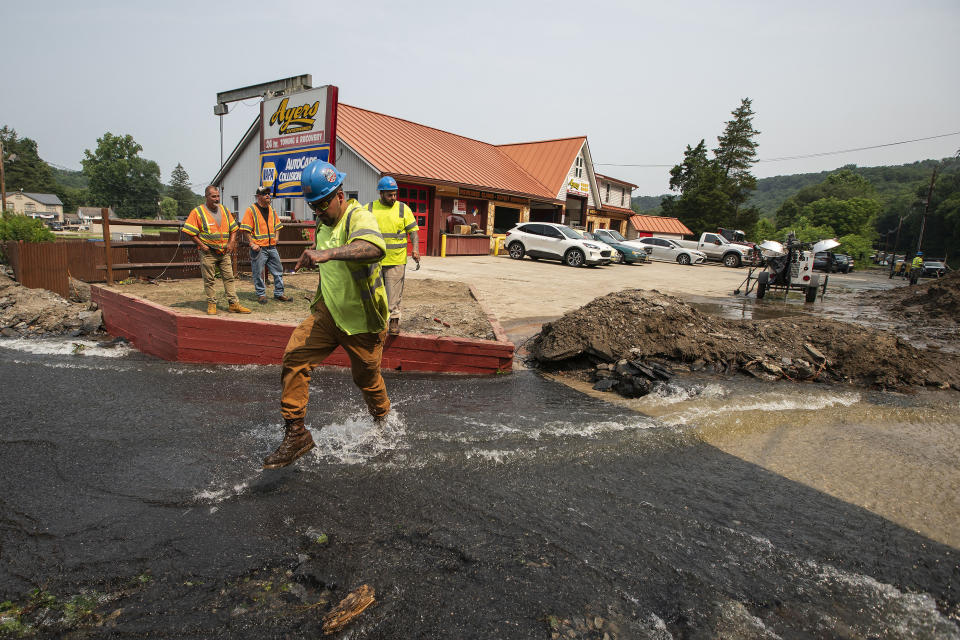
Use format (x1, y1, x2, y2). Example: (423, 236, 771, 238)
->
(3, 0, 958, 196)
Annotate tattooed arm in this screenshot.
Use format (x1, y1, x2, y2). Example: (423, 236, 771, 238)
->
(294, 240, 384, 271)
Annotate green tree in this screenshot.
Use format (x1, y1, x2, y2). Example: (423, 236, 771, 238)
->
(168, 162, 197, 217)
(159, 196, 178, 220)
(0, 126, 56, 194)
(0, 212, 55, 261)
(713, 98, 760, 210)
(661, 99, 762, 234)
(837, 233, 874, 262)
(749, 217, 777, 243)
(81, 133, 162, 218)
(662, 140, 733, 232)
(800, 196, 881, 237)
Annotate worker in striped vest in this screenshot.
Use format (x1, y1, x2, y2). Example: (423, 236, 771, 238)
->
(366, 176, 420, 335)
(182, 186, 251, 315)
(240, 186, 292, 304)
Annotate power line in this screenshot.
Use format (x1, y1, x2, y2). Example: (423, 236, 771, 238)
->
(595, 130, 960, 168)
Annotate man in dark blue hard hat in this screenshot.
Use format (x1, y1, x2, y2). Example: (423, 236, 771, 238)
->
(262, 160, 391, 470)
(366, 176, 420, 335)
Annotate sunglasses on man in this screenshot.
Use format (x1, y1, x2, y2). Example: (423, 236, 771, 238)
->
(308, 190, 339, 213)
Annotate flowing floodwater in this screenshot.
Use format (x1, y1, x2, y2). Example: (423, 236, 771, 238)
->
(1, 339, 958, 638)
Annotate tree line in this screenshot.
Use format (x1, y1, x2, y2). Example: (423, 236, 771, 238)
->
(1, 126, 201, 219)
(636, 102, 959, 264)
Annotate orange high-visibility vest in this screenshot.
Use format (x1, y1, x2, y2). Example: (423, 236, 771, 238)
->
(182, 204, 237, 251)
(240, 204, 283, 247)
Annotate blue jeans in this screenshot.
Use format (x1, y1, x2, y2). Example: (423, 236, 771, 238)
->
(251, 246, 285, 298)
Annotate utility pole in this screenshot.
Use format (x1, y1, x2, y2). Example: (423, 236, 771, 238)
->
(916, 167, 938, 253)
(0, 141, 6, 213)
(889, 214, 904, 278)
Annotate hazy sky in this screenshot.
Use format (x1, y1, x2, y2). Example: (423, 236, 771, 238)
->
(3, 0, 958, 196)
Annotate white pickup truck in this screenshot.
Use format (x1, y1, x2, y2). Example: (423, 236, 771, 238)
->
(672, 232, 753, 267)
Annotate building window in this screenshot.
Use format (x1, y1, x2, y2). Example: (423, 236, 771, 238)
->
(284, 198, 293, 214)
(622, 191, 628, 207)
(232, 196, 239, 213)
(575, 156, 584, 178)
(346, 191, 358, 201)
(25, 203, 35, 212)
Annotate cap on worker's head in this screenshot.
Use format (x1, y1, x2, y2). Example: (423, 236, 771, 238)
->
(255, 186, 271, 196)
(300, 160, 345, 203)
(377, 176, 398, 192)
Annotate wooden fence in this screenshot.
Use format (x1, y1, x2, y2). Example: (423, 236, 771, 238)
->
(3, 211, 314, 296)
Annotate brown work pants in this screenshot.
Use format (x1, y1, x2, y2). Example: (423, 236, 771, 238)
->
(199, 250, 239, 305)
(280, 301, 390, 421)
(382, 264, 405, 320)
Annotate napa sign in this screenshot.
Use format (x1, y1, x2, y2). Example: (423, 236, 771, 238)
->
(260, 146, 330, 197)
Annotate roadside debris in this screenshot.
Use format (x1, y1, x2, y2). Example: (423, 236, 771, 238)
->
(0, 271, 104, 338)
(531, 289, 960, 395)
(322, 584, 375, 635)
(863, 270, 960, 323)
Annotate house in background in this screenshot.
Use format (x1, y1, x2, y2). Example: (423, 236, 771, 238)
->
(590, 174, 638, 236)
(5, 191, 63, 221)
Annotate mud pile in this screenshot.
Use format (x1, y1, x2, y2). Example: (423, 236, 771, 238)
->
(0, 271, 103, 338)
(530, 289, 960, 390)
(864, 271, 960, 323)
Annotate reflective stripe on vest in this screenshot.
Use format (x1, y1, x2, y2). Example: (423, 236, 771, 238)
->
(247, 205, 281, 245)
(368, 201, 410, 250)
(192, 205, 233, 250)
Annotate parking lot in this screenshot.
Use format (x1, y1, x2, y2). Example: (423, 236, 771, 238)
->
(406, 254, 892, 338)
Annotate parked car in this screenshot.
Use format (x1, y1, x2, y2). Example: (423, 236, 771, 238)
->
(921, 260, 950, 278)
(635, 237, 706, 265)
(581, 230, 650, 264)
(503, 222, 612, 267)
(814, 251, 851, 273)
(672, 231, 753, 267)
(45, 220, 64, 231)
(833, 254, 854, 273)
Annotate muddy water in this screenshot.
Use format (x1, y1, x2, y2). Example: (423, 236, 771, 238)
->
(1, 339, 958, 638)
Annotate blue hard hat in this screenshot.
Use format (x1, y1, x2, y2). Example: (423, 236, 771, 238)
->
(301, 160, 345, 203)
(377, 176, 398, 192)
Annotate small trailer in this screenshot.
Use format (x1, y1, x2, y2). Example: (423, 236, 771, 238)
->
(734, 236, 838, 302)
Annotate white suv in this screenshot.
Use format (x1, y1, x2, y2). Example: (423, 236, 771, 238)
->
(504, 222, 612, 267)
(636, 237, 706, 265)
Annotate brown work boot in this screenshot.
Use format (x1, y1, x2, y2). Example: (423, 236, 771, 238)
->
(263, 418, 315, 469)
(229, 301, 252, 314)
(207, 303, 218, 315)
(275, 294, 292, 302)
(388, 317, 400, 335)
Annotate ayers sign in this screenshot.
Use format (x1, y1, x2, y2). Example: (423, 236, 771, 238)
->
(261, 86, 335, 152)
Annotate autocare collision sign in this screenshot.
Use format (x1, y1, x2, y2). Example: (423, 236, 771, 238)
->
(261, 87, 333, 151)
(261, 146, 329, 198)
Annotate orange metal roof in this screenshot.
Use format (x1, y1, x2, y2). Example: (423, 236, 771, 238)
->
(497, 137, 586, 196)
(599, 204, 636, 215)
(594, 173, 638, 188)
(337, 104, 558, 201)
(629, 214, 692, 236)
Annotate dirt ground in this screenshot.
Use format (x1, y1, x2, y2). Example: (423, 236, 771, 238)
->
(112, 272, 498, 340)
(862, 270, 960, 324)
(529, 288, 960, 391)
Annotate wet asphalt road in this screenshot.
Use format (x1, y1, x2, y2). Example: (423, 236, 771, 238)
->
(1, 344, 958, 638)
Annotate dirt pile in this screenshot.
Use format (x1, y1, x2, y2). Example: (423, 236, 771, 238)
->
(530, 289, 960, 390)
(863, 271, 960, 324)
(0, 271, 104, 338)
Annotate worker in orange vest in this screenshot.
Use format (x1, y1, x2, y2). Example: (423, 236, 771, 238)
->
(182, 186, 251, 315)
(240, 186, 292, 304)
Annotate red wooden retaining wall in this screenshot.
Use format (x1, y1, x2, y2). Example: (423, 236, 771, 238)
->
(91, 285, 513, 374)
